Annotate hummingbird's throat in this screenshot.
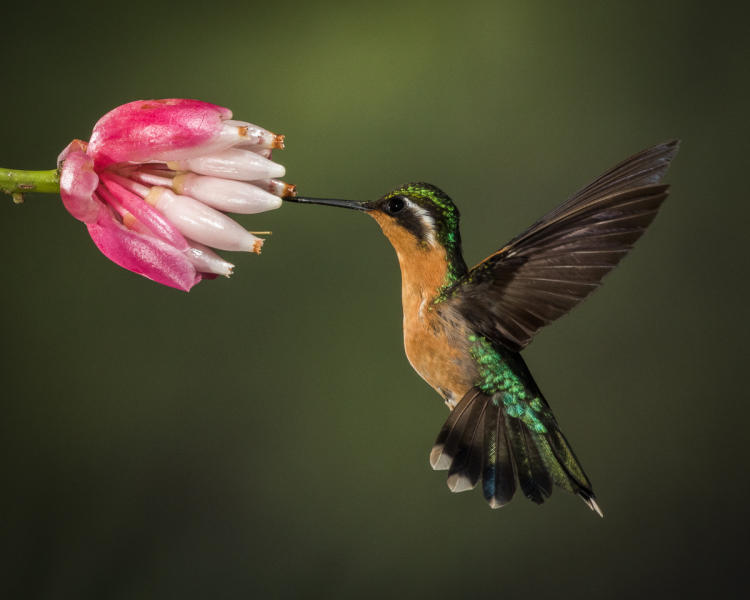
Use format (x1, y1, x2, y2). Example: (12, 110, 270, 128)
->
(369, 211, 451, 304)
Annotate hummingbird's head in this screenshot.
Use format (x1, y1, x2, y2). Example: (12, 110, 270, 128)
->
(285, 182, 461, 253)
(364, 183, 461, 251)
(285, 182, 468, 286)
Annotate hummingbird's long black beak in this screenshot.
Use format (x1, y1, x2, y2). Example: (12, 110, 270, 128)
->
(283, 196, 370, 211)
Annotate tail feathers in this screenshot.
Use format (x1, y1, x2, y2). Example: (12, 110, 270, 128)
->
(430, 387, 602, 516)
(482, 406, 516, 507)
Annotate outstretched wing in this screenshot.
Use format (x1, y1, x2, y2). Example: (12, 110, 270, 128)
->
(446, 140, 679, 352)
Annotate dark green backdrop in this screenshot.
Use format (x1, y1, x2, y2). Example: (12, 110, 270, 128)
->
(2, 1, 748, 598)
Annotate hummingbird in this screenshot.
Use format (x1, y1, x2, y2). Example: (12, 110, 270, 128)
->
(285, 140, 679, 515)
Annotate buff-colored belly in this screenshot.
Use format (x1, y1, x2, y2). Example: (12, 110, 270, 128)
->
(402, 309, 475, 408)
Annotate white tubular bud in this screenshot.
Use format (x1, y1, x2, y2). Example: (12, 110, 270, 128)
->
(167, 148, 286, 181)
(224, 120, 284, 149)
(146, 187, 263, 252)
(184, 241, 235, 276)
(237, 145, 273, 159)
(253, 178, 297, 198)
(173, 173, 282, 214)
(148, 121, 282, 163)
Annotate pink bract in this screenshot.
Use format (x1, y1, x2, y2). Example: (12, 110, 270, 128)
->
(88, 99, 231, 169)
(58, 141, 101, 223)
(87, 212, 202, 292)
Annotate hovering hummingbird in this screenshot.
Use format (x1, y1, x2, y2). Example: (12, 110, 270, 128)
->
(285, 140, 679, 515)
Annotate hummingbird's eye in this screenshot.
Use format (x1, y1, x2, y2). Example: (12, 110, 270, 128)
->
(386, 196, 406, 214)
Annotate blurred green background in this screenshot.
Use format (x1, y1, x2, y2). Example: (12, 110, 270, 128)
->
(1, 1, 748, 598)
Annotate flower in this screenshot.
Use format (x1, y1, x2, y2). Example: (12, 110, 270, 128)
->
(58, 98, 295, 291)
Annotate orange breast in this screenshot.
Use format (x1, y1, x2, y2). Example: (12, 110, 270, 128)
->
(369, 212, 475, 407)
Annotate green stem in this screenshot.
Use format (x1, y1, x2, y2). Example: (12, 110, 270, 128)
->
(0, 167, 60, 203)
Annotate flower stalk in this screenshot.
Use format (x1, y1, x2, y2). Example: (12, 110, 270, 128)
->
(1, 167, 60, 202)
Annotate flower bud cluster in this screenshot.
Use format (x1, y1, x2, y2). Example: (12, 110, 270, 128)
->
(58, 99, 294, 291)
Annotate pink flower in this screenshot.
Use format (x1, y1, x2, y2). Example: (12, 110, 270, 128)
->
(58, 99, 295, 291)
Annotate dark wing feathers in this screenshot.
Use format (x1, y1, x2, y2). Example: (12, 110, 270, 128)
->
(448, 140, 678, 351)
(528, 139, 678, 230)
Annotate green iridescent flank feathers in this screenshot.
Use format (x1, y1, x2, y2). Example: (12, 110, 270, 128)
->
(384, 183, 467, 297)
(468, 335, 548, 434)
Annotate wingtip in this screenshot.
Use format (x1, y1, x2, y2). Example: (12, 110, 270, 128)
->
(635, 138, 680, 185)
(650, 139, 681, 172)
(660, 138, 681, 158)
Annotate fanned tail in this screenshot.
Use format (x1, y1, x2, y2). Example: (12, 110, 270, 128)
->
(430, 387, 603, 516)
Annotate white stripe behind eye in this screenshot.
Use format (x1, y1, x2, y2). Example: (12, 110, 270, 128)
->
(405, 199, 437, 246)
